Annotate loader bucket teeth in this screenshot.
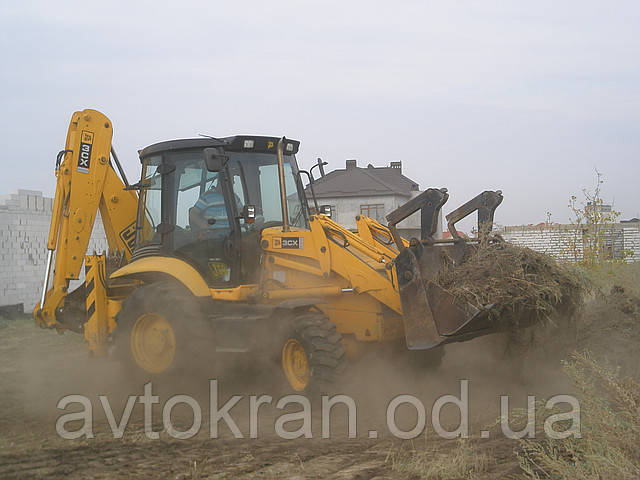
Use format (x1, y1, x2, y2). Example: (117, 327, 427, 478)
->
(445, 190, 503, 241)
(386, 187, 449, 243)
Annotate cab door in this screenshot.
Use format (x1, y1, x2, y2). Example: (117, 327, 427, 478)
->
(170, 154, 241, 286)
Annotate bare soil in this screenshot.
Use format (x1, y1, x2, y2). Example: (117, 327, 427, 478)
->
(3, 264, 638, 479)
(0, 311, 585, 480)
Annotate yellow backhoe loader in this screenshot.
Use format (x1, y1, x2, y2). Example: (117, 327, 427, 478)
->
(34, 108, 509, 392)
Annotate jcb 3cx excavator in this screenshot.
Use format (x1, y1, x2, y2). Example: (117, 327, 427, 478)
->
(34, 109, 506, 392)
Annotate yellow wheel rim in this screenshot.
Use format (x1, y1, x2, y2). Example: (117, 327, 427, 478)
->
(282, 339, 310, 391)
(130, 313, 176, 374)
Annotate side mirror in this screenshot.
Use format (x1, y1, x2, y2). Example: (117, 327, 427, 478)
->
(242, 204, 256, 224)
(319, 205, 332, 218)
(204, 147, 229, 172)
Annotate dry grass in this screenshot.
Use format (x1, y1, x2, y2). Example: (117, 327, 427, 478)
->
(185, 458, 209, 479)
(437, 240, 587, 333)
(583, 261, 640, 297)
(517, 352, 640, 479)
(573, 262, 640, 378)
(388, 439, 489, 479)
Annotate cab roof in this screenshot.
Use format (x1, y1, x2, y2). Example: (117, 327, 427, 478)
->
(138, 135, 300, 161)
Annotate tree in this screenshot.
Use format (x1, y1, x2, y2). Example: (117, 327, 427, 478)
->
(567, 171, 623, 267)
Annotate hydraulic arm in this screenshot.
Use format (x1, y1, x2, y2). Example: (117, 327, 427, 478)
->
(34, 109, 138, 334)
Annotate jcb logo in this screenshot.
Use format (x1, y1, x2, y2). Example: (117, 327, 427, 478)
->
(119, 222, 136, 254)
(280, 237, 303, 249)
(77, 130, 94, 173)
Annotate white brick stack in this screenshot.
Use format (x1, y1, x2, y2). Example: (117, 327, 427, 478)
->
(0, 190, 108, 311)
(622, 226, 640, 261)
(497, 223, 640, 263)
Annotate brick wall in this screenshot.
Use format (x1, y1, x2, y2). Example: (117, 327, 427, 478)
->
(622, 226, 640, 261)
(497, 223, 640, 262)
(497, 224, 582, 261)
(0, 190, 108, 311)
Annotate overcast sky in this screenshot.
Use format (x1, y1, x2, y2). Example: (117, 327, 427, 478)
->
(1, 1, 638, 226)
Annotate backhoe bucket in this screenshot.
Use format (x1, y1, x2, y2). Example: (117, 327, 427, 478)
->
(386, 189, 504, 350)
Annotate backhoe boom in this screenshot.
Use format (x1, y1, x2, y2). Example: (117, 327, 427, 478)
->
(34, 109, 138, 332)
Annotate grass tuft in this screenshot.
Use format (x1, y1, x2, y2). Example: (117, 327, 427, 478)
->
(388, 438, 489, 479)
(517, 352, 640, 479)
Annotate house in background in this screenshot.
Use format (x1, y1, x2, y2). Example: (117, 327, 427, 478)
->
(306, 159, 442, 239)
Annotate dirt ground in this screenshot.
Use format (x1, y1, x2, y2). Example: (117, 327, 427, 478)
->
(0, 309, 586, 480)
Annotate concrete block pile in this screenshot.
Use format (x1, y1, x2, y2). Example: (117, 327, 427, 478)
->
(0, 190, 108, 311)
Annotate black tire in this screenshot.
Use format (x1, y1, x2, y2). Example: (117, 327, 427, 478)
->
(280, 311, 346, 395)
(113, 281, 214, 380)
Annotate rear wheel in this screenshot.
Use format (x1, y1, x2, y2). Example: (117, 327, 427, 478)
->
(114, 282, 213, 378)
(280, 312, 346, 394)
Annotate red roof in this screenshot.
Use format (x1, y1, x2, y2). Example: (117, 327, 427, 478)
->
(442, 231, 469, 240)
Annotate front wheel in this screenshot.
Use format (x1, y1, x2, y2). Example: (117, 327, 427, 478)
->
(280, 312, 346, 394)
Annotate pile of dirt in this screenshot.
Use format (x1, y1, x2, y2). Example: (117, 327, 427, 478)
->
(437, 240, 586, 331)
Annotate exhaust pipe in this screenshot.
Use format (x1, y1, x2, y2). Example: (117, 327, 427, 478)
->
(276, 137, 290, 232)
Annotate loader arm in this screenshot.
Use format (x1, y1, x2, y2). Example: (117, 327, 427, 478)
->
(355, 214, 408, 261)
(261, 214, 402, 312)
(34, 109, 139, 330)
(261, 188, 505, 350)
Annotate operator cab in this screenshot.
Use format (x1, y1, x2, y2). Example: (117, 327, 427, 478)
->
(135, 136, 308, 286)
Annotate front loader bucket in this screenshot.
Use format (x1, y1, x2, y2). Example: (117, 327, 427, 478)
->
(386, 189, 504, 350)
(394, 242, 496, 349)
